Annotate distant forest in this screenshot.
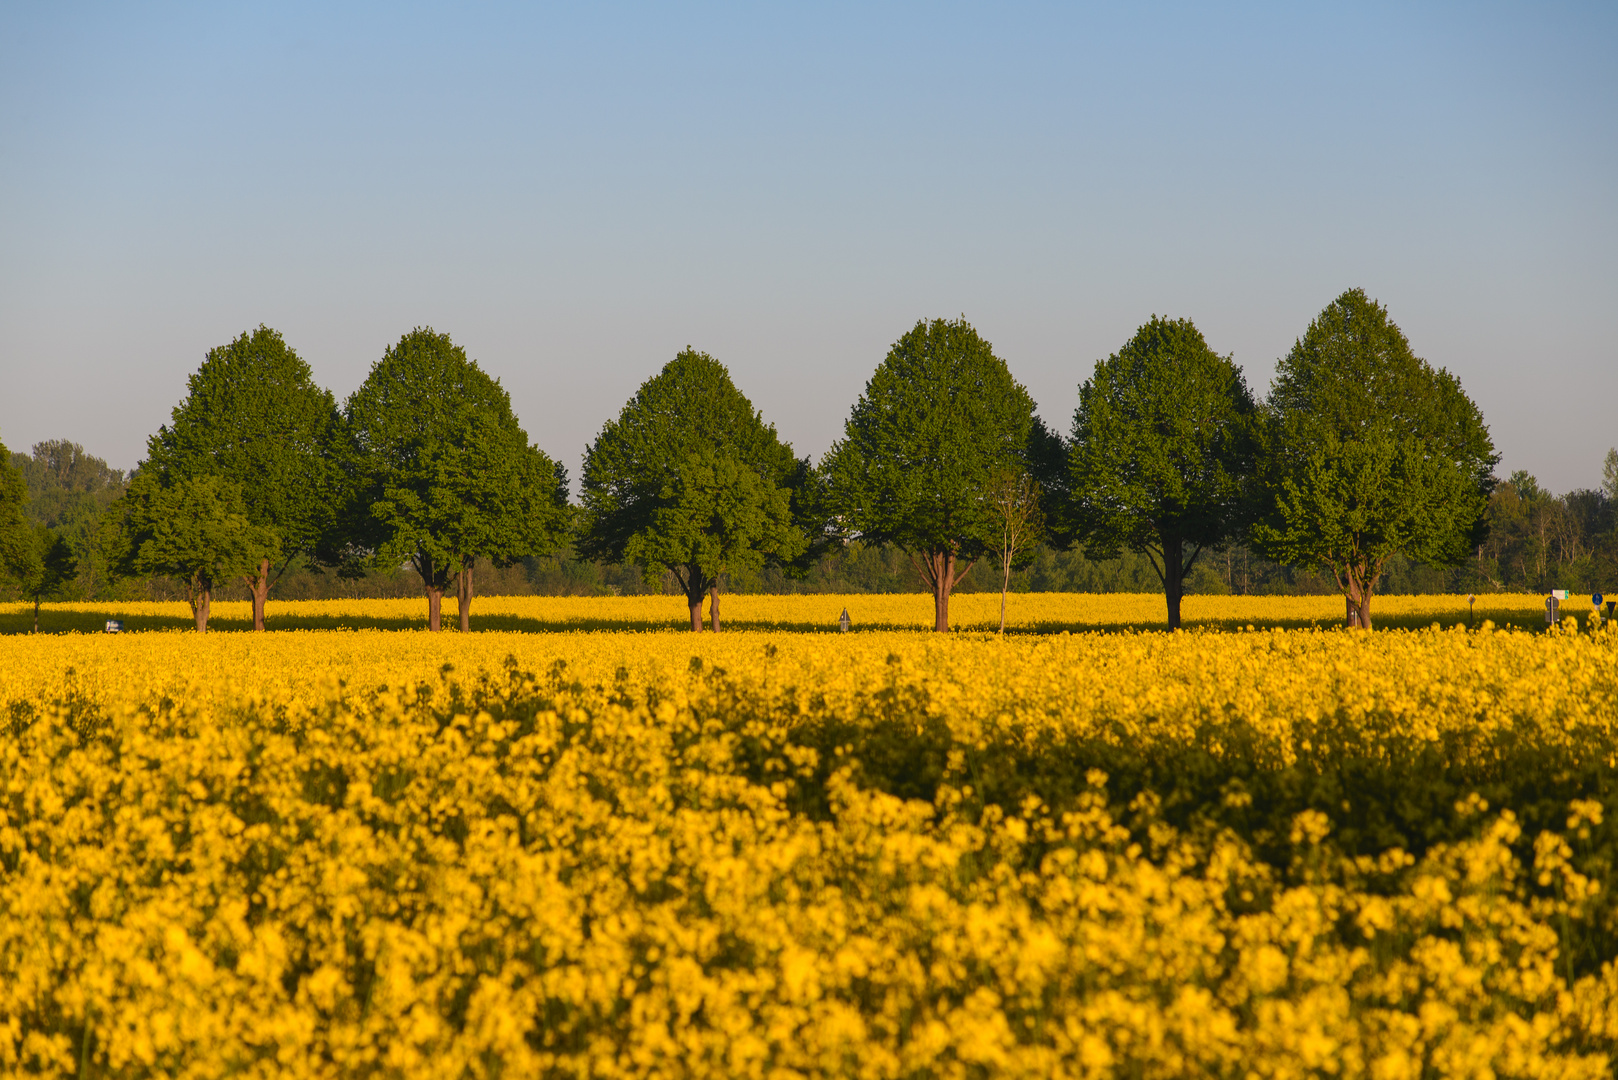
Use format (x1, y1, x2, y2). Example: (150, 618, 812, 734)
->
(8, 437, 1616, 604)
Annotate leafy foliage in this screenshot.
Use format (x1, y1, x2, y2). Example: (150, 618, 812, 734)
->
(12, 525, 78, 630)
(1476, 467, 1618, 592)
(621, 450, 803, 583)
(9, 440, 126, 599)
(0, 436, 29, 582)
(1068, 316, 1256, 627)
(1255, 430, 1487, 599)
(145, 326, 342, 567)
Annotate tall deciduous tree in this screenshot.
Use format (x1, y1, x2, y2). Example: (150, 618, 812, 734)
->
(823, 317, 1042, 632)
(580, 349, 810, 632)
(1254, 288, 1496, 628)
(345, 328, 569, 631)
(1067, 317, 1256, 628)
(109, 472, 276, 632)
(145, 326, 343, 630)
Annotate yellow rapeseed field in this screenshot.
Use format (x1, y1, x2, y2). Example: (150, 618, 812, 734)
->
(0, 589, 1595, 636)
(3, 605, 1617, 1077)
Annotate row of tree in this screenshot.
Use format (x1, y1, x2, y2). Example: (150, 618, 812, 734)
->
(1475, 463, 1618, 593)
(1, 288, 1535, 632)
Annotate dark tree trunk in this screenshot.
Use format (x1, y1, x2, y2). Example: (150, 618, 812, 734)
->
(1347, 573, 1372, 630)
(416, 552, 448, 632)
(709, 585, 721, 632)
(458, 562, 474, 633)
(249, 558, 270, 632)
(678, 564, 712, 632)
(912, 550, 972, 633)
(194, 587, 212, 633)
(1164, 535, 1184, 630)
(1338, 560, 1375, 630)
(33, 598, 40, 633)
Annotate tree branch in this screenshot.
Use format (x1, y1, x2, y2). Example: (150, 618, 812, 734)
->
(1182, 542, 1206, 576)
(949, 558, 977, 590)
(1142, 545, 1166, 586)
(906, 549, 939, 591)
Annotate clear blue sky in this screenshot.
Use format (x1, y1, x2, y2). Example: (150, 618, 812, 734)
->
(2, 2, 1614, 494)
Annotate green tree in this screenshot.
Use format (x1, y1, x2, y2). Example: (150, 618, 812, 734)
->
(580, 349, 810, 632)
(14, 525, 78, 631)
(823, 317, 1041, 632)
(346, 328, 569, 631)
(10, 440, 127, 599)
(1604, 448, 1618, 502)
(144, 326, 343, 629)
(109, 472, 277, 632)
(1255, 288, 1496, 628)
(0, 434, 33, 586)
(1067, 316, 1256, 628)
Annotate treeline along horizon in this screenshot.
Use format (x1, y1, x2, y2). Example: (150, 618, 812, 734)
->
(4, 286, 1617, 634)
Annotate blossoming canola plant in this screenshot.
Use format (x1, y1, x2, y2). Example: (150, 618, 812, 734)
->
(4, 623, 1618, 1077)
(0, 590, 1588, 636)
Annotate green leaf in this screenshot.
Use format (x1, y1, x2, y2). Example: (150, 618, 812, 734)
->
(580, 349, 810, 600)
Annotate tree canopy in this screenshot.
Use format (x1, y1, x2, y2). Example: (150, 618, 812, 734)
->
(144, 326, 343, 629)
(345, 328, 569, 631)
(580, 349, 809, 631)
(1253, 289, 1496, 628)
(822, 317, 1041, 632)
(1067, 316, 1256, 628)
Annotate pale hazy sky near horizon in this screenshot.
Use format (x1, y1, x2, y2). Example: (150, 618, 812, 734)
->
(2, 2, 1614, 494)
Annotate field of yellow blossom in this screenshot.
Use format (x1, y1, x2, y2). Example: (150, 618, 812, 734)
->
(4, 609, 1618, 1076)
(0, 589, 1598, 636)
